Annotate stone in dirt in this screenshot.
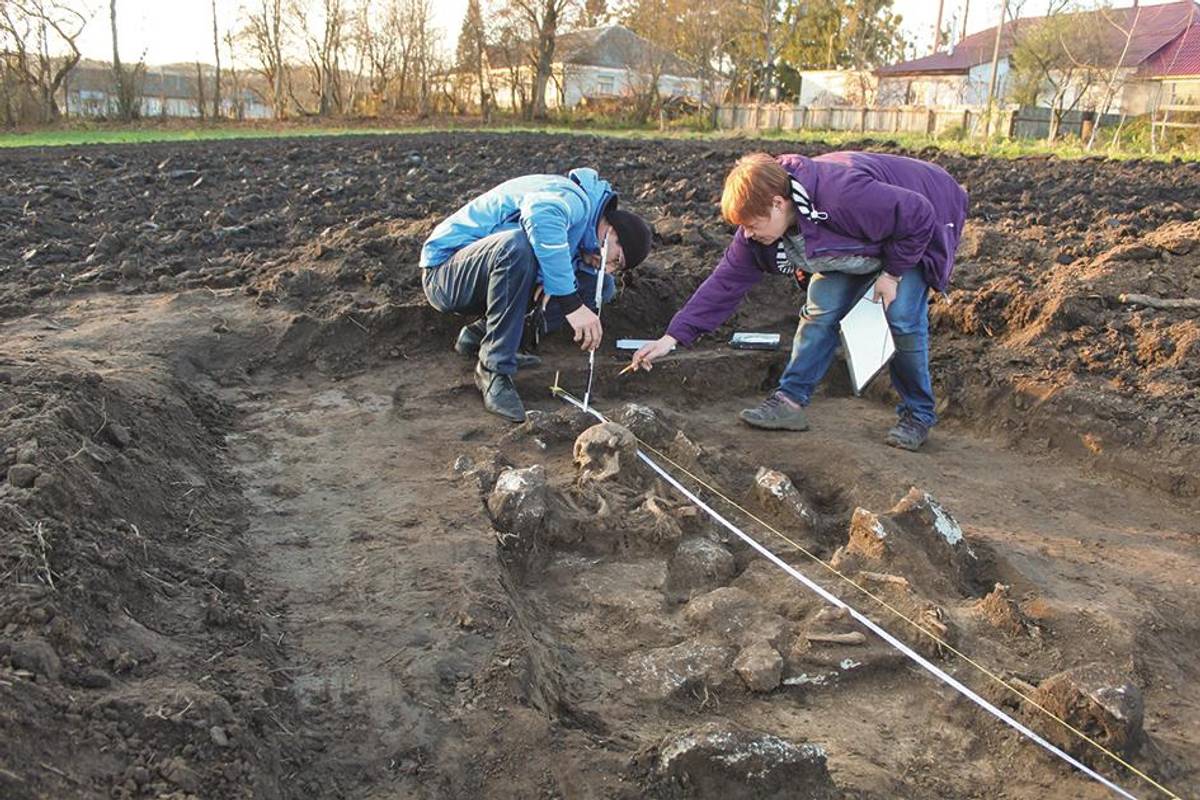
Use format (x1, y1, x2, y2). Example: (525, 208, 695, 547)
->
(573, 422, 639, 485)
(8, 638, 61, 681)
(159, 756, 201, 793)
(734, 641, 783, 692)
(74, 668, 113, 689)
(6, 463, 39, 488)
(650, 721, 839, 800)
(486, 465, 548, 537)
(664, 537, 736, 603)
(103, 422, 132, 448)
(1031, 664, 1144, 758)
(837, 488, 984, 598)
(732, 560, 823, 621)
(612, 403, 678, 446)
(455, 450, 512, 494)
(623, 640, 736, 702)
(683, 587, 791, 649)
(500, 409, 594, 447)
(974, 583, 1036, 637)
(754, 468, 819, 531)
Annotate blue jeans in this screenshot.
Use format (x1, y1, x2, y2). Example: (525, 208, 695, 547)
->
(422, 229, 537, 375)
(776, 269, 936, 427)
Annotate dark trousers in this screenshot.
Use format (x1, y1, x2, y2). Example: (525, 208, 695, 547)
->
(422, 229, 537, 376)
(423, 229, 616, 375)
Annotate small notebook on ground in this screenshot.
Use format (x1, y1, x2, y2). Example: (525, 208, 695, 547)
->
(839, 289, 895, 395)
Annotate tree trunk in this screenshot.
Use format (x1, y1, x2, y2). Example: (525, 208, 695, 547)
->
(212, 0, 222, 118)
(196, 62, 207, 119)
(110, 0, 124, 118)
(272, 0, 285, 119)
(1048, 96, 1063, 141)
(529, 8, 558, 119)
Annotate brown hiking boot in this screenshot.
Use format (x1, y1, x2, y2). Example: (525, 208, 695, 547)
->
(738, 392, 810, 431)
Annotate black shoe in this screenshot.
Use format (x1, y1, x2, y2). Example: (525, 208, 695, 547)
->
(456, 324, 542, 369)
(474, 362, 526, 423)
(884, 412, 930, 451)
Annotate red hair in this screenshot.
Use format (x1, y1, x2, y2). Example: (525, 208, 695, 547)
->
(720, 153, 789, 226)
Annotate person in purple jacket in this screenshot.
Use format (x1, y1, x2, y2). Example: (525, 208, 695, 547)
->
(630, 152, 968, 450)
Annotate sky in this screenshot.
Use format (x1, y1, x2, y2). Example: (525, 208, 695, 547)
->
(72, 0, 1157, 68)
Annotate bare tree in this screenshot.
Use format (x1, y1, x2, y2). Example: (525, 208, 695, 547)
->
(1010, 1, 1106, 140)
(0, 0, 87, 123)
(352, 0, 398, 114)
(242, 0, 287, 118)
(582, 0, 605, 26)
(291, 0, 347, 116)
(223, 29, 245, 119)
(109, 0, 143, 120)
(1083, 4, 1143, 150)
(346, 0, 442, 116)
(404, 0, 440, 115)
(456, 0, 490, 117)
(489, 9, 529, 114)
(503, 0, 576, 119)
(194, 60, 206, 119)
(617, 0, 678, 121)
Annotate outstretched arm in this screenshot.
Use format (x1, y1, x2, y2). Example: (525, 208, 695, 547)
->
(664, 229, 765, 347)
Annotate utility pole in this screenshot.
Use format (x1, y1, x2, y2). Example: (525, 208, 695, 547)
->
(961, 0, 971, 40)
(984, 0, 1008, 138)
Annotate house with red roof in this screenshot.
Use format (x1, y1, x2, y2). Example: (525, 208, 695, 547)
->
(876, 0, 1199, 115)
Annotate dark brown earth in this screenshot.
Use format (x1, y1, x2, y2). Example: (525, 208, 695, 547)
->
(1, 132, 1198, 799)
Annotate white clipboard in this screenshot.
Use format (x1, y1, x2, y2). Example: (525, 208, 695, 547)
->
(839, 288, 895, 396)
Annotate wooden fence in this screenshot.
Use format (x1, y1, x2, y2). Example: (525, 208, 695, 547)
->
(715, 103, 1122, 140)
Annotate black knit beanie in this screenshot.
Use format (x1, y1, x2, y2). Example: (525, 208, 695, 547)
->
(604, 197, 652, 269)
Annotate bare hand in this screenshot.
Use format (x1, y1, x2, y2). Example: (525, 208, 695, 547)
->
(873, 273, 899, 311)
(630, 335, 677, 371)
(566, 305, 603, 351)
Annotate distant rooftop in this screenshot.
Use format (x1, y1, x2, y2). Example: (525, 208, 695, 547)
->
(878, 0, 1200, 76)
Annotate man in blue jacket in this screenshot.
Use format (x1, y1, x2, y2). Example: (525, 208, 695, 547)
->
(421, 168, 652, 423)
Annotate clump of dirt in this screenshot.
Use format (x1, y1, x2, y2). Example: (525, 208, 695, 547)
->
(933, 218, 1200, 495)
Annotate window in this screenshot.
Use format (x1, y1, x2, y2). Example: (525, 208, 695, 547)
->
(597, 76, 615, 95)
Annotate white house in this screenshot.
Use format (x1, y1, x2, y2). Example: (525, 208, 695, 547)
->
(63, 59, 271, 119)
(481, 25, 712, 111)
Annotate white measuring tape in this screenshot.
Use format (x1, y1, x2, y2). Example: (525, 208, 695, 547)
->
(553, 387, 1145, 800)
(582, 231, 609, 414)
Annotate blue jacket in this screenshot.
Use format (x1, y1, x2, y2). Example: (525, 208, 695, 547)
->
(420, 168, 617, 302)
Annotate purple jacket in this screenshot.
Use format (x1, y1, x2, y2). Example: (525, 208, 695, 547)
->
(666, 152, 969, 346)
